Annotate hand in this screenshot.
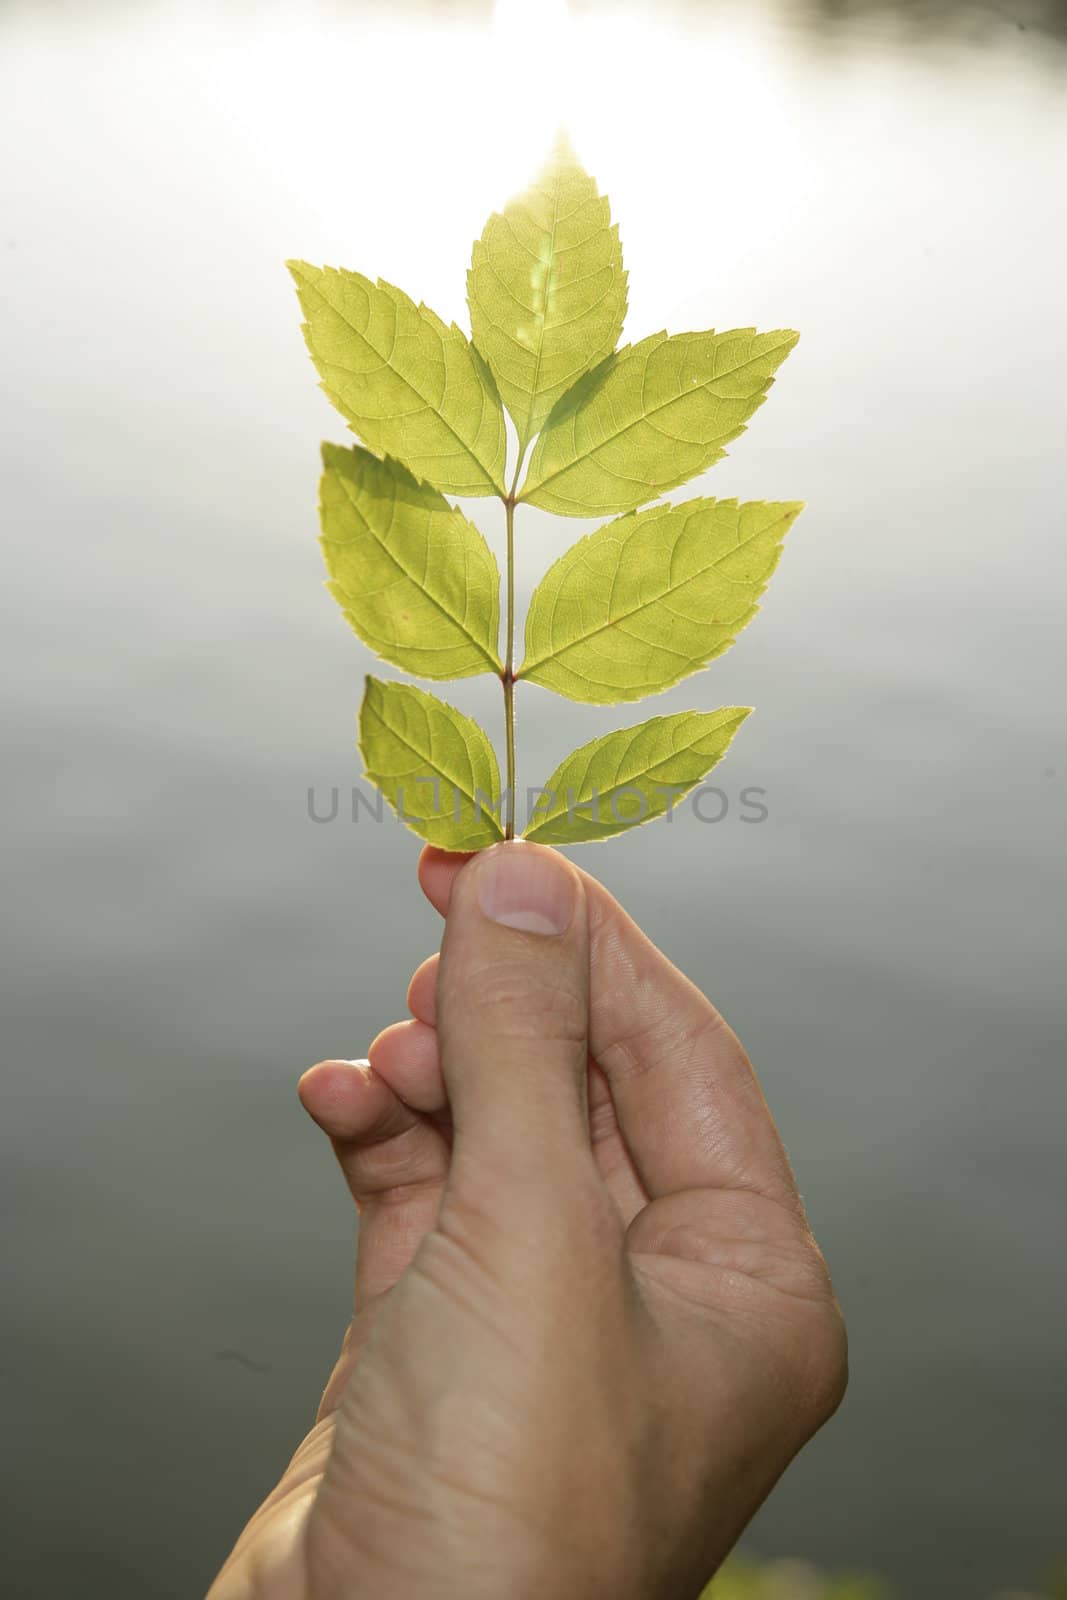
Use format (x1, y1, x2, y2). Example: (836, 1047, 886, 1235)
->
(210, 843, 846, 1600)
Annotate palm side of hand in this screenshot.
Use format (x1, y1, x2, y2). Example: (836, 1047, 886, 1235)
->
(210, 847, 845, 1600)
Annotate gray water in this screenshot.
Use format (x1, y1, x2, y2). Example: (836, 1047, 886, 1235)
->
(2, 3, 1066, 1596)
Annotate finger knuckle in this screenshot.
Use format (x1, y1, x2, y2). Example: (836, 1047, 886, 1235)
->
(794, 1296, 850, 1425)
(451, 954, 588, 1047)
(772, 1243, 849, 1425)
(600, 985, 732, 1085)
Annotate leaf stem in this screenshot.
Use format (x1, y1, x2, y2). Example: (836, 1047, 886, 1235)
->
(503, 493, 517, 839)
(500, 444, 528, 841)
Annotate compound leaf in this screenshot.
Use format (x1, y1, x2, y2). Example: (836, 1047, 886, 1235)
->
(320, 444, 502, 680)
(359, 677, 505, 850)
(289, 262, 506, 497)
(523, 707, 751, 845)
(468, 134, 627, 451)
(519, 327, 798, 516)
(520, 498, 803, 703)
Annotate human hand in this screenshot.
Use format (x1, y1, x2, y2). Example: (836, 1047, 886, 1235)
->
(210, 843, 846, 1600)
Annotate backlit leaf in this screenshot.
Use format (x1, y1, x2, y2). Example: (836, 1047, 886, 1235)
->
(520, 498, 803, 702)
(359, 677, 504, 850)
(523, 707, 751, 845)
(519, 327, 798, 516)
(291, 141, 803, 858)
(320, 444, 502, 680)
(468, 135, 627, 451)
(288, 262, 506, 497)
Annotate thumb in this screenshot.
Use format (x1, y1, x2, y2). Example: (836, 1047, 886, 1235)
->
(435, 841, 593, 1205)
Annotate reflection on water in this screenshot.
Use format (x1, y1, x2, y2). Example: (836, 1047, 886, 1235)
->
(581, 0, 1067, 42)
(2, 3, 1066, 1597)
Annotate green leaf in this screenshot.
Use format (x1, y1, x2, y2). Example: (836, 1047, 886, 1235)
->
(468, 135, 627, 451)
(523, 707, 751, 845)
(520, 498, 802, 703)
(288, 262, 507, 498)
(359, 676, 504, 850)
(519, 327, 798, 516)
(320, 444, 502, 680)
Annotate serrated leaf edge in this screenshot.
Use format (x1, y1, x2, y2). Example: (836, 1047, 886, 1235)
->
(320, 443, 503, 677)
(522, 707, 753, 844)
(517, 498, 804, 695)
(287, 261, 507, 498)
(517, 327, 799, 511)
(358, 675, 505, 844)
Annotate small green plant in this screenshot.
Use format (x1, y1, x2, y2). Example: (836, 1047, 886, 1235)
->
(701, 1554, 890, 1599)
(701, 1552, 1066, 1599)
(289, 137, 801, 848)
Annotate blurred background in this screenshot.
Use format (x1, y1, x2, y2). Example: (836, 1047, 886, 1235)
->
(2, 1, 1066, 1595)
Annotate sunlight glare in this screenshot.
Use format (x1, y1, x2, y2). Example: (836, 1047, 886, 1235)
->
(197, 2, 804, 333)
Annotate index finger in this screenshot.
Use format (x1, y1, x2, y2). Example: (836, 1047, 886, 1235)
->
(417, 847, 801, 1213)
